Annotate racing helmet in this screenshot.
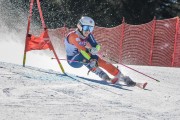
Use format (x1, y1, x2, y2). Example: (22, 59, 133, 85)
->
(77, 16, 95, 33)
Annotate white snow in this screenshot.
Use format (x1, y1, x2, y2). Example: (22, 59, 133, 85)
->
(0, 40, 180, 120)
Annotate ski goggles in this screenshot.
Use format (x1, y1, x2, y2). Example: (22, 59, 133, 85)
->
(82, 25, 94, 32)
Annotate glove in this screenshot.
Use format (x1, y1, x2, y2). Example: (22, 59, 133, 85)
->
(89, 47, 98, 55)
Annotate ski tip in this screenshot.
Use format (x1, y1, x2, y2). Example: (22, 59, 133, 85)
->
(143, 82, 148, 89)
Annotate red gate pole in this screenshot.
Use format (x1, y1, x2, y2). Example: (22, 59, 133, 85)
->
(36, 0, 65, 73)
(36, 0, 46, 29)
(23, 0, 35, 67)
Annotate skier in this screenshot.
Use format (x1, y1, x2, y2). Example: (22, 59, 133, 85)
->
(64, 16, 147, 89)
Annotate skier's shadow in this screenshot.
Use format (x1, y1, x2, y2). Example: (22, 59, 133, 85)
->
(76, 76, 132, 91)
(25, 66, 66, 77)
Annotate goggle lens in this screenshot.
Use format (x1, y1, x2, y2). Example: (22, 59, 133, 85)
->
(82, 25, 94, 32)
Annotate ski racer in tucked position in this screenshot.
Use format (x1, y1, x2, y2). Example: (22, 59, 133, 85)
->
(64, 16, 147, 89)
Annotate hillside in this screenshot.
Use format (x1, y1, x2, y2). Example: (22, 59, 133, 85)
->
(0, 61, 180, 120)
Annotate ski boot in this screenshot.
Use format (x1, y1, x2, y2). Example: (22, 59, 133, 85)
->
(115, 71, 148, 89)
(89, 67, 111, 81)
(113, 71, 136, 86)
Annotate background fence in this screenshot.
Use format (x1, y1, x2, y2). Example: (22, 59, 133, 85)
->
(51, 17, 180, 67)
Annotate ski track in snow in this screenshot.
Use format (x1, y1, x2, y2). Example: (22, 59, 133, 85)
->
(0, 62, 180, 120)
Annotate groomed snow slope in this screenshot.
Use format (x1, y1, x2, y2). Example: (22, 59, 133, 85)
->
(0, 61, 180, 120)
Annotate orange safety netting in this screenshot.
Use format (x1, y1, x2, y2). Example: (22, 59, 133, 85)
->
(50, 17, 180, 67)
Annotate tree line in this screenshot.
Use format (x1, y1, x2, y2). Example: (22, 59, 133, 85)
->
(10, 0, 180, 28)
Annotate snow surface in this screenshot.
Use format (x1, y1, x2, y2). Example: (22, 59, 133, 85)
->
(0, 40, 180, 120)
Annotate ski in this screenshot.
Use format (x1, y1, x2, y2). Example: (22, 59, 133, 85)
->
(72, 73, 148, 90)
(136, 82, 148, 89)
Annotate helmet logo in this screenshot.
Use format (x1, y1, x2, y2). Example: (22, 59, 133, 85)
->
(90, 20, 93, 23)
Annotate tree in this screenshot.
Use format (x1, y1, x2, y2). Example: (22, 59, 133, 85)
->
(9, 0, 180, 28)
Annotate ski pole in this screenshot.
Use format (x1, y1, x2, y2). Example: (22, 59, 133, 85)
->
(118, 63, 160, 82)
(104, 57, 160, 82)
(52, 57, 160, 82)
(51, 58, 89, 64)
